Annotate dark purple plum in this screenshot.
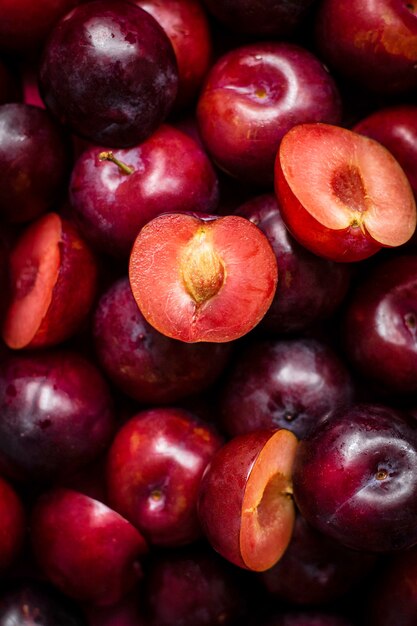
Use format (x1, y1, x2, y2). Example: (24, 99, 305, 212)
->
(145, 547, 242, 626)
(70, 124, 219, 257)
(39, 0, 178, 147)
(0, 104, 71, 223)
(201, 0, 315, 36)
(0, 581, 86, 626)
(368, 545, 417, 626)
(353, 105, 417, 200)
(0, 350, 116, 483)
(343, 255, 417, 394)
(260, 512, 376, 606)
(93, 277, 232, 404)
(220, 338, 353, 440)
(87, 592, 148, 626)
(293, 404, 417, 552)
(237, 194, 352, 334)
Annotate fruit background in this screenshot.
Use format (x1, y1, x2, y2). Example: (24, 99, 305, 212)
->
(0, 0, 417, 624)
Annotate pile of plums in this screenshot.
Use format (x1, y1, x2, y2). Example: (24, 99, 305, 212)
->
(1, 0, 417, 624)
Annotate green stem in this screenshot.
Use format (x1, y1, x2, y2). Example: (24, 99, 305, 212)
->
(98, 151, 134, 175)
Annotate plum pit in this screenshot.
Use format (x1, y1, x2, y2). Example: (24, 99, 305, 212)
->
(181, 228, 225, 305)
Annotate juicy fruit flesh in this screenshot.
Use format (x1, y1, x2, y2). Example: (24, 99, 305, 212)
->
(129, 213, 278, 343)
(278, 123, 417, 245)
(2, 213, 61, 349)
(240, 429, 298, 571)
(180, 227, 225, 305)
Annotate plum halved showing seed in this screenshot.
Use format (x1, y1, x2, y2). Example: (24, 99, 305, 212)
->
(129, 213, 278, 342)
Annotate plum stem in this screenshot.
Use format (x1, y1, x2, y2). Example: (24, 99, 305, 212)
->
(98, 151, 134, 175)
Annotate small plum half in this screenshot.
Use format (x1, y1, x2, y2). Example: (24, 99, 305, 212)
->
(274, 123, 417, 262)
(198, 429, 298, 571)
(2, 212, 97, 350)
(129, 213, 278, 342)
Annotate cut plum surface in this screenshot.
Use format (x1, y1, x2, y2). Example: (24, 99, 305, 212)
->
(198, 428, 298, 571)
(3, 212, 97, 349)
(129, 213, 278, 342)
(275, 123, 417, 262)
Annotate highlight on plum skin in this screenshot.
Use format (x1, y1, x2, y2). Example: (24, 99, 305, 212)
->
(129, 212, 278, 343)
(274, 123, 417, 262)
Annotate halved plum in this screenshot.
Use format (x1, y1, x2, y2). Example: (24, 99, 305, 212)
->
(198, 428, 298, 571)
(274, 123, 417, 262)
(2, 212, 97, 349)
(129, 213, 278, 342)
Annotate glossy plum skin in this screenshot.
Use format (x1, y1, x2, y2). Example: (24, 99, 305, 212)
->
(197, 42, 341, 186)
(220, 338, 353, 440)
(145, 548, 242, 626)
(70, 125, 219, 257)
(293, 404, 417, 552)
(93, 277, 232, 404)
(369, 546, 417, 626)
(136, 0, 212, 109)
(202, 0, 315, 36)
(107, 407, 223, 546)
(87, 593, 147, 626)
(39, 0, 178, 147)
(260, 513, 376, 606)
(0, 104, 71, 223)
(315, 0, 417, 94)
(31, 489, 148, 606)
(0, 581, 86, 626)
(353, 105, 417, 199)
(237, 194, 352, 334)
(0, 0, 79, 53)
(0, 351, 115, 483)
(343, 255, 417, 394)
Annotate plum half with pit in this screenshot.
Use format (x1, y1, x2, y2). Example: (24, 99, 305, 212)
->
(93, 277, 232, 403)
(0, 350, 115, 483)
(70, 125, 219, 257)
(129, 213, 278, 342)
(198, 428, 298, 571)
(39, 0, 178, 147)
(275, 123, 417, 262)
(107, 407, 223, 546)
(293, 403, 417, 552)
(197, 42, 341, 186)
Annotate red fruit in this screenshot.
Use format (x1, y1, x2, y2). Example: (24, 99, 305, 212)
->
(129, 213, 278, 342)
(198, 429, 298, 571)
(0, 476, 25, 572)
(2, 212, 97, 349)
(31, 489, 147, 606)
(275, 123, 416, 262)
